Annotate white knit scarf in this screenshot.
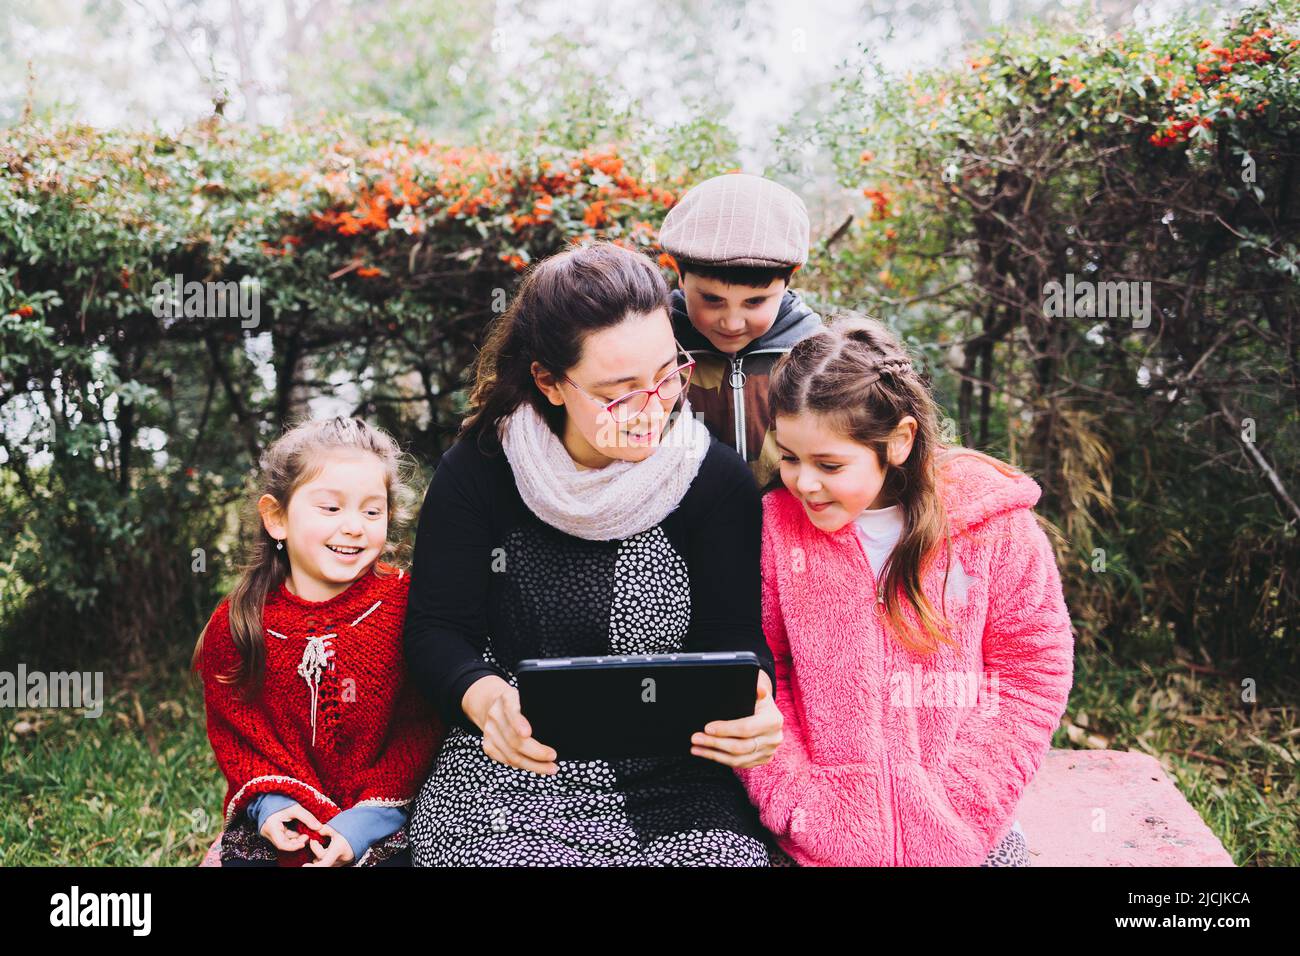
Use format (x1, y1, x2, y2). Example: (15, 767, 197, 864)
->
(498, 397, 712, 541)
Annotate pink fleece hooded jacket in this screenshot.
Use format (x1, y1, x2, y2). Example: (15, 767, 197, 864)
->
(737, 449, 1074, 866)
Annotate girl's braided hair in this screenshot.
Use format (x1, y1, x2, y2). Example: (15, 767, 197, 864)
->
(767, 311, 956, 653)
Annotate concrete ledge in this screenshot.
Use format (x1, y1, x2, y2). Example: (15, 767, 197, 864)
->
(198, 748, 1237, 867)
(1017, 748, 1235, 866)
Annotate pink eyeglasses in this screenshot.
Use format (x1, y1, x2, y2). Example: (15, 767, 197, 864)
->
(561, 348, 696, 423)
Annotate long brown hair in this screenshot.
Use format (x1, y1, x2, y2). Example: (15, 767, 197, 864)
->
(190, 415, 421, 697)
(768, 311, 1016, 655)
(459, 240, 671, 453)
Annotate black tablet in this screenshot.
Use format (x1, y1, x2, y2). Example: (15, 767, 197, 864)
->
(516, 652, 760, 760)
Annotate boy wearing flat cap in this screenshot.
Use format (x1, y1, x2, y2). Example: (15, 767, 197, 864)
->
(659, 172, 824, 490)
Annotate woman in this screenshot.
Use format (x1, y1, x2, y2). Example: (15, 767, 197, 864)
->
(403, 241, 783, 865)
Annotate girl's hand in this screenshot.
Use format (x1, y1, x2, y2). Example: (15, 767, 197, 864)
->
(302, 825, 354, 867)
(463, 674, 559, 775)
(259, 803, 322, 852)
(691, 669, 782, 769)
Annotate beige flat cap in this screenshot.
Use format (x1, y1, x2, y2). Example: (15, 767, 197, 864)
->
(659, 173, 810, 268)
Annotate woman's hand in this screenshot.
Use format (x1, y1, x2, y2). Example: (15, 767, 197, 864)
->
(258, 803, 321, 852)
(462, 674, 559, 775)
(302, 825, 355, 867)
(691, 669, 782, 768)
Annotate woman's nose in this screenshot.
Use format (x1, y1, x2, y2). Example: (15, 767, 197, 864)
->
(627, 402, 663, 435)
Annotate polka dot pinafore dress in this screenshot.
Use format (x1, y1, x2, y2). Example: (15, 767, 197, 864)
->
(403, 435, 774, 867)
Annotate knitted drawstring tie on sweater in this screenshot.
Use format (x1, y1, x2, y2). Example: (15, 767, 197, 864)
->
(296, 635, 336, 747)
(270, 592, 388, 748)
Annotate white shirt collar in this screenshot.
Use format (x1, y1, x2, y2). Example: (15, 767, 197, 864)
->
(854, 503, 904, 540)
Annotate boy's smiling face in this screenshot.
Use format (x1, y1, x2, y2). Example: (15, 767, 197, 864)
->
(681, 273, 786, 355)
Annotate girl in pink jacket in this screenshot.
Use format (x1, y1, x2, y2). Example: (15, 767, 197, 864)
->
(735, 314, 1074, 866)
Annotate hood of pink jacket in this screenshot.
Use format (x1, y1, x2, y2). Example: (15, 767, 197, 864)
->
(935, 449, 1043, 533)
(820, 447, 1044, 542)
(737, 448, 1075, 867)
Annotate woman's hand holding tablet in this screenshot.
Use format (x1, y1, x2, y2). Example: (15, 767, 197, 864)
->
(462, 675, 559, 775)
(461, 657, 783, 770)
(508, 652, 780, 763)
(690, 669, 782, 768)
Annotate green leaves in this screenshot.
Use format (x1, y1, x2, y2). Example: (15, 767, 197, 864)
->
(0, 101, 746, 663)
(800, 0, 1300, 675)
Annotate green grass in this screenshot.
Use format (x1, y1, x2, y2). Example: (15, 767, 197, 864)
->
(0, 654, 224, 866)
(1, 645, 1295, 866)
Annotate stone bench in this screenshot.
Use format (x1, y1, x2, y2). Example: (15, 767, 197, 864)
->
(198, 748, 1235, 866)
(1016, 749, 1234, 866)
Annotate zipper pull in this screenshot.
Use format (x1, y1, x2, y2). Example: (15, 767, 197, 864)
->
(876, 582, 886, 606)
(729, 357, 748, 458)
(729, 357, 746, 389)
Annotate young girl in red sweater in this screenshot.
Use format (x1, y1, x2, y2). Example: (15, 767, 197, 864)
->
(736, 315, 1074, 866)
(193, 416, 442, 867)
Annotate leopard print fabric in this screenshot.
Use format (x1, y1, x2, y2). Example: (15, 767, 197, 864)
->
(979, 822, 1030, 867)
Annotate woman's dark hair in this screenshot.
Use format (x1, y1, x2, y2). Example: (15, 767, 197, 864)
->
(459, 241, 671, 452)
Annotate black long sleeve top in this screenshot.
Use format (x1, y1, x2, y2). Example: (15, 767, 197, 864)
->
(403, 431, 776, 734)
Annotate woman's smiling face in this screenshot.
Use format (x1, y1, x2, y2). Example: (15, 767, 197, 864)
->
(532, 308, 686, 469)
(774, 410, 917, 532)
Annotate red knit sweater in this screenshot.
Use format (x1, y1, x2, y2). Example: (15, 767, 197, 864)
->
(199, 562, 442, 830)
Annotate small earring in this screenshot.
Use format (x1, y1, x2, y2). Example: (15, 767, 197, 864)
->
(276, 540, 284, 551)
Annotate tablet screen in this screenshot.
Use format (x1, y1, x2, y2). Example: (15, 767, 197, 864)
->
(516, 652, 759, 760)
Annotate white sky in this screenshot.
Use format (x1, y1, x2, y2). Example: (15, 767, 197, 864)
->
(7, 0, 1226, 153)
